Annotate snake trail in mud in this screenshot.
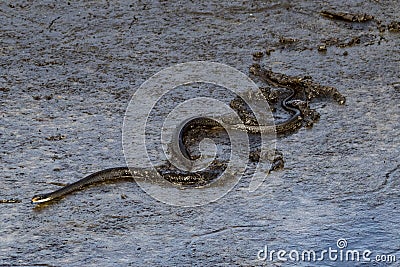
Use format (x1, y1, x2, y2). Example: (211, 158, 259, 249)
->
(30, 65, 345, 204)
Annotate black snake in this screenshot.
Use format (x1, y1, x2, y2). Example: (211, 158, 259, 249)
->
(30, 65, 345, 204)
(31, 89, 300, 204)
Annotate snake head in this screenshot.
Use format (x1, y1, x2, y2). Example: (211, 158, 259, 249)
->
(31, 194, 52, 204)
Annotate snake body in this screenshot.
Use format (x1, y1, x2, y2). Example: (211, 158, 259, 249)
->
(229, 88, 302, 134)
(31, 166, 218, 203)
(31, 88, 302, 204)
(178, 88, 301, 159)
(31, 167, 133, 203)
(29, 61, 347, 205)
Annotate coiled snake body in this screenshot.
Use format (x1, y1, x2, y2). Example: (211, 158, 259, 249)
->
(31, 65, 346, 204)
(31, 91, 300, 204)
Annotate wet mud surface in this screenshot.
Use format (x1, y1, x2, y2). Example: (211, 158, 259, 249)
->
(1, 1, 399, 266)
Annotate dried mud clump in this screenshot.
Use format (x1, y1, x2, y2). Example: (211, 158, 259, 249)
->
(249, 64, 346, 105)
(320, 10, 374, 22)
(388, 21, 400, 32)
(229, 64, 346, 132)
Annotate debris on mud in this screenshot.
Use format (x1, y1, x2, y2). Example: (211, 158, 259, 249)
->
(252, 51, 264, 59)
(320, 10, 374, 23)
(249, 148, 285, 172)
(45, 134, 67, 141)
(321, 10, 400, 33)
(230, 63, 346, 132)
(317, 45, 327, 52)
(250, 64, 346, 104)
(388, 21, 400, 32)
(279, 37, 299, 45)
(0, 199, 22, 204)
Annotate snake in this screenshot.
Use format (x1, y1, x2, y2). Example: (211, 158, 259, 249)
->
(177, 88, 301, 160)
(228, 88, 302, 134)
(31, 88, 302, 204)
(31, 167, 133, 203)
(30, 60, 348, 205)
(31, 91, 300, 204)
(31, 166, 216, 204)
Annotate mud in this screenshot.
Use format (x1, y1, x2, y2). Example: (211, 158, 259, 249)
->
(1, 1, 399, 266)
(320, 10, 374, 23)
